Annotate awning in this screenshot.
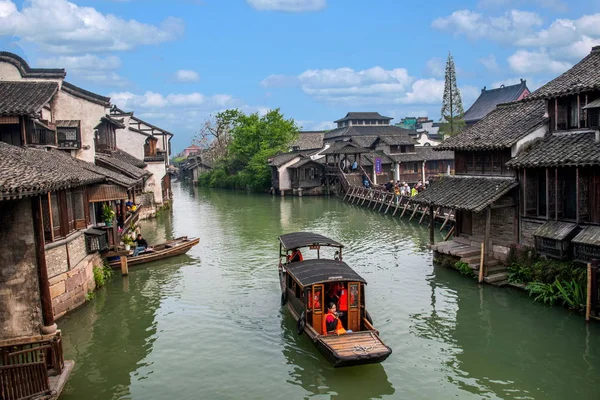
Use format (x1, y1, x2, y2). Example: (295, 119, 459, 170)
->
(411, 176, 518, 212)
(87, 184, 128, 202)
(582, 98, 600, 109)
(572, 225, 600, 245)
(533, 221, 579, 240)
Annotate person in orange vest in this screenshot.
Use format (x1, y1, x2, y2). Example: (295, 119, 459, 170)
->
(338, 283, 349, 328)
(322, 302, 351, 335)
(288, 248, 303, 263)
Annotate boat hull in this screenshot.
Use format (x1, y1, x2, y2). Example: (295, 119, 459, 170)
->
(108, 237, 199, 268)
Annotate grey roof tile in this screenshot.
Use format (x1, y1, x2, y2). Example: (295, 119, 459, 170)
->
(507, 131, 600, 168)
(292, 131, 325, 150)
(0, 81, 59, 117)
(389, 147, 454, 163)
(334, 112, 392, 123)
(464, 80, 529, 123)
(438, 99, 546, 151)
(325, 125, 415, 144)
(412, 176, 518, 212)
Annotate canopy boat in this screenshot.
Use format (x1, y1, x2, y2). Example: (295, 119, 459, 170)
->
(108, 236, 199, 268)
(278, 232, 392, 367)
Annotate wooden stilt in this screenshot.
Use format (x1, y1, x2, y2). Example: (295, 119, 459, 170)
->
(400, 199, 411, 218)
(429, 205, 435, 245)
(121, 256, 129, 276)
(444, 225, 455, 241)
(392, 197, 402, 216)
(373, 192, 381, 210)
(587, 262, 592, 322)
(478, 242, 485, 283)
(409, 204, 419, 222)
(440, 209, 452, 231)
(360, 189, 369, 206)
(378, 194, 387, 212)
(419, 207, 428, 225)
(343, 187, 352, 201)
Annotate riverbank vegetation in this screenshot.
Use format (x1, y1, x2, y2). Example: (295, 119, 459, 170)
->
(506, 247, 587, 312)
(195, 108, 298, 191)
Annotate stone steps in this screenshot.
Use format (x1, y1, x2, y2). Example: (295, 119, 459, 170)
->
(484, 272, 508, 284)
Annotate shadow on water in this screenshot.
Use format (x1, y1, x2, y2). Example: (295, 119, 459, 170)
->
(410, 263, 600, 400)
(279, 309, 395, 400)
(59, 252, 187, 400)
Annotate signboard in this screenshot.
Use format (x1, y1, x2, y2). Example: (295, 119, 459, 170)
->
(375, 157, 382, 174)
(309, 245, 320, 250)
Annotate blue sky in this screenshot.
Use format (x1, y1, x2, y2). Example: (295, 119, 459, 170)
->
(1, 0, 599, 152)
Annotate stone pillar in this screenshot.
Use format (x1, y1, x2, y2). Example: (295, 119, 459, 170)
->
(298, 188, 303, 197)
(395, 163, 400, 181)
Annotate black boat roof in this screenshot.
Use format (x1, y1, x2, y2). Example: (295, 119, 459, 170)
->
(285, 259, 366, 287)
(279, 232, 344, 250)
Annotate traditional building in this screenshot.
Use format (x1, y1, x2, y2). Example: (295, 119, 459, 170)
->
(180, 155, 212, 183)
(395, 117, 444, 146)
(181, 144, 202, 157)
(506, 46, 600, 262)
(464, 79, 530, 126)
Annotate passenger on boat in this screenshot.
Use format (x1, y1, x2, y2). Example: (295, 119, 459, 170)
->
(133, 234, 148, 256)
(288, 248, 303, 263)
(338, 283, 349, 327)
(323, 303, 350, 335)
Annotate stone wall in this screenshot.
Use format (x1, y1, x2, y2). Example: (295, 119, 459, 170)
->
(0, 199, 43, 339)
(521, 218, 545, 247)
(45, 232, 100, 319)
(469, 194, 517, 262)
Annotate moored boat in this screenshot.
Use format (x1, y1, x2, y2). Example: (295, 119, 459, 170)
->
(278, 232, 392, 367)
(108, 236, 199, 268)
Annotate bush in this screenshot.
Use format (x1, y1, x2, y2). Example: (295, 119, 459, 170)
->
(93, 265, 114, 288)
(525, 281, 560, 305)
(454, 261, 476, 277)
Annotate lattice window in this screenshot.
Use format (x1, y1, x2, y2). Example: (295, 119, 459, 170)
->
(579, 173, 590, 222)
(66, 191, 75, 232)
(41, 195, 52, 242)
(50, 193, 61, 238)
(548, 172, 556, 219)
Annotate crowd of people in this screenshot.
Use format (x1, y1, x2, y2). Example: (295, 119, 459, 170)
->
(362, 176, 429, 201)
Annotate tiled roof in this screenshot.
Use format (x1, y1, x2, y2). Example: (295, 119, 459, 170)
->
(0, 142, 103, 200)
(130, 116, 173, 136)
(0, 81, 58, 117)
(464, 80, 529, 123)
(412, 176, 518, 212)
(334, 112, 392, 123)
(325, 125, 415, 144)
(389, 147, 454, 163)
(96, 153, 149, 180)
(97, 148, 146, 169)
(527, 46, 600, 100)
(90, 164, 138, 188)
(378, 135, 414, 146)
(572, 225, 600, 246)
(321, 141, 370, 154)
(144, 154, 166, 163)
(438, 100, 546, 151)
(268, 150, 305, 167)
(0, 52, 66, 79)
(55, 120, 80, 128)
(288, 157, 322, 169)
(362, 152, 394, 166)
(507, 131, 600, 168)
(349, 135, 378, 148)
(292, 131, 325, 150)
(96, 115, 125, 129)
(61, 81, 110, 106)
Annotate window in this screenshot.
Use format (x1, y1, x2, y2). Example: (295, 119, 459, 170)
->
(413, 163, 418, 173)
(42, 188, 88, 243)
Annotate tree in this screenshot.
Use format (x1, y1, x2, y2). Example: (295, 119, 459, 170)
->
(194, 109, 242, 164)
(439, 52, 465, 137)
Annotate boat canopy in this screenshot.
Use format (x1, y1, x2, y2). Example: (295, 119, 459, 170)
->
(279, 232, 344, 251)
(285, 259, 366, 287)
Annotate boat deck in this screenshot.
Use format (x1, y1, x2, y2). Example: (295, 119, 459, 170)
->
(319, 330, 390, 360)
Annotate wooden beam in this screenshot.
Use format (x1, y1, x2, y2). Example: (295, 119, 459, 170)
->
(392, 197, 402, 216)
(554, 98, 558, 131)
(378, 194, 387, 212)
(31, 196, 55, 330)
(576, 167, 580, 223)
(20, 116, 27, 145)
(484, 206, 492, 264)
(429, 205, 435, 245)
(523, 168, 527, 217)
(555, 168, 558, 220)
(400, 199, 411, 218)
(546, 168, 550, 220)
(587, 262, 592, 322)
(444, 225, 455, 241)
(419, 206, 427, 225)
(478, 242, 485, 283)
(578, 95, 581, 129)
(409, 203, 419, 222)
(47, 192, 54, 242)
(120, 256, 129, 276)
(440, 209, 451, 231)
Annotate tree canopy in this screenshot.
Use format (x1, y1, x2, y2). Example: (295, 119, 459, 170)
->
(197, 108, 298, 191)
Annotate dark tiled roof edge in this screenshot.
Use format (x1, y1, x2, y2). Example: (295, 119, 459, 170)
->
(130, 116, 173, 136)
(0, 52, 66, 79)
(62, 81, 110, 106)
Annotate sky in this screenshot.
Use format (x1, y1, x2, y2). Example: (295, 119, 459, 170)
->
(1, 0, 599, 152)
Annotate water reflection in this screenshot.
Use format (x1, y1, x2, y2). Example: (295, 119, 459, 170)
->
(279, 310, 395, 399)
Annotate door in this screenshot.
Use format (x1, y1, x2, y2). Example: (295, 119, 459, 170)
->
(459, 210, 472, 236)
(311, 284, 324, 334)
(347, 282, 361, 332)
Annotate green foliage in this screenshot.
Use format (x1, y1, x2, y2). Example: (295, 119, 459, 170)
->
(93, 265, 114, 289)
(197, 108, 298, 191)
(454, 261, 476, 277)
(554, 279, 586, 311)
(102, 203, 115, 223)
(525, 281, 560, 305)
(85, 291, 95, 302)
(122, 234, 135, 245)
(507, 263, 533, 284)
(172, 156, 187, 167)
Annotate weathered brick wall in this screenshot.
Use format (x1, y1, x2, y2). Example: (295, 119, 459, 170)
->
(46, 245, 68, 278)
(67, 234, 87, 268)
(521, 218, 545, 247)
(49, 252, 100, 319)
(137, 192, 155, 206)
(0, 199, 43, 339)
(471, 195, 516, 245)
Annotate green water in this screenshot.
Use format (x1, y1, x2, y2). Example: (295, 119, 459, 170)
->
(58, 184, 600, 400)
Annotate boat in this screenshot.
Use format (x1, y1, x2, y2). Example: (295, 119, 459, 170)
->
(108, 236, 199, 268)
(278, 232, 392, 367)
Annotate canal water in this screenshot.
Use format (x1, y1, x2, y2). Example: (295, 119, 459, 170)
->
(59, 183, 600, 400)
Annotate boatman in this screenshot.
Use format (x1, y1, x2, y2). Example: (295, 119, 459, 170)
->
(288, 248, 303, 263)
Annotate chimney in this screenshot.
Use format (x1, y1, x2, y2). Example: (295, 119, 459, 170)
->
(592, 45, 600, 54)
(481, 86, 486, 93)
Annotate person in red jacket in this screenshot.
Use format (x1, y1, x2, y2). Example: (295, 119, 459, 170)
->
(288, 248, 303, 263)
(322, 303, 351, 335)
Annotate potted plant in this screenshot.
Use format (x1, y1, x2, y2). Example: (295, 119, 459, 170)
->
(122, 234, 134, 251)
(102, 203, 116, 227)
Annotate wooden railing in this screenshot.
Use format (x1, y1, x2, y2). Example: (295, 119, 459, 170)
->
(0, 333, 64, 400)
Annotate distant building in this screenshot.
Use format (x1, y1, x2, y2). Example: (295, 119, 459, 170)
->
(464, 79, 530, 126)
(182, 144, 202, 157)
(395, 116, 443, 146)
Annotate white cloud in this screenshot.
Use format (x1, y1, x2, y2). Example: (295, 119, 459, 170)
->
(478, 54, 499, 71)
(432, 9, 543, 43)
(477, 0, 567, 12)
(508, 49, 572, 74)
(246, 0, 326, 12)
(174, 69, 200, 83)
(0, 0, 184, 53)
(37, 54, 128, 87)
(109, 91, 241, 111)
(425, 58, 445, 78)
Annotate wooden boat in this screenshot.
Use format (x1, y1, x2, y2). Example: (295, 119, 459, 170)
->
(108, 236, 199, 268)
(278, 232, 392, 367)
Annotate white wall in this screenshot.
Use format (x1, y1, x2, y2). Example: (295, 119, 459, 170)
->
(144, 161, 167, 205)
(511, 123, 548, 157)
(52, 90, 105, 163)
(278, 156, 302, 191)
(0, 63, 24, 81)
(116, 124, 146, 161)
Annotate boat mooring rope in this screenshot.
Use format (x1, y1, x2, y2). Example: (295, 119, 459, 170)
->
(353, 344, 374, 355)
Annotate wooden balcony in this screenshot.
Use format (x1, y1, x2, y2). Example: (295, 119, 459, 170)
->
(0, 332, 72, 400)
